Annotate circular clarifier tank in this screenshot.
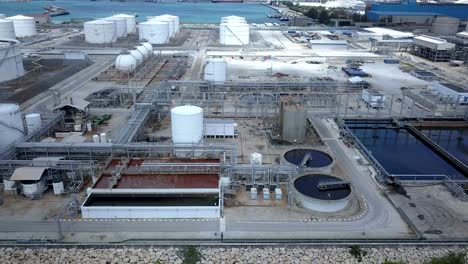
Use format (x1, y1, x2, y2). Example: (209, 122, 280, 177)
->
(239, 93, 275, 105)
(292, 174, 353, 212)
(282, 148, 334, 172)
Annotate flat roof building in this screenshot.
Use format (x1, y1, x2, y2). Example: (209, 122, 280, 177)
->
(411, 35, 456, 62)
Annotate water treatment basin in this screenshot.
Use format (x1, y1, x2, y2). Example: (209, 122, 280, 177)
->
(282, 148, 334, 172)
(292, 174, 353, 212)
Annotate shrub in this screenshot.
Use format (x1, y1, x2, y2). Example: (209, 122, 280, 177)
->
(349, 245, 367, 262)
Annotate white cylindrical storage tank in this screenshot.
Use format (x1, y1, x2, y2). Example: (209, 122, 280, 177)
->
(220, 22, 249, 45)
(100, 132, 107, 143)
(142, 42, 153, 54)
(0, 39, 25, 82)
(52, 180, 64, 195)
(112, 14, 136, 34)
(5, 15, 36, 38)
(0, 19, 16, 39)
(84, 20, 117, 44)
(3, 179, 15, 191)
(104, 16, 127, 38)
(171, 105, 203, 144)
(21, 179, 46, 199)
(25, 113, 42, 133)
(115, 52, 137, 73)
(0, 103, 24, 151)
(135, 45, 149, 59)
(204, 58, 227, 83)
(161, 14, 179, 33)
(138, 20, 170, 44)
(92, 134, 100, 143)
(151, 16, 175, 37)
(129, 49, 143, 65)
(0, 14, 6, 19)
(431, 16, 460, 35)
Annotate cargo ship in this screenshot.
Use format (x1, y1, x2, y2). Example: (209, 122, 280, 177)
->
(43, 5, 70, 17)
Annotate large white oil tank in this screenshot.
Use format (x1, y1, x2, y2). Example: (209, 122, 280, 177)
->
(0, 39, 25, 82)
(220, 22, 250, 45)
(115, 52, 137, 73)
(21, 179, 46, 198)
(129, 49, 143, 65)
(0, 19, 16, 39)
(5, 15, 36, 38)
(204, 58, 227, 83)
(112, 14, 136, 34)
(84, 20, 117, 44)
(432, 16, 460, 35)
(171, 105, 203, 144)
(138, 20, 170, 44)
(104, 16, 127, 38)
(160, 14, 179, 33)
(25, 113, 42, 133)
(135, 45, 149, 59)
(0, 104, 24, 151)
(150, 16, 175, 37)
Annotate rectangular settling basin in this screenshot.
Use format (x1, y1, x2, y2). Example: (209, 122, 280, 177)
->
(345, 120, 467, 181)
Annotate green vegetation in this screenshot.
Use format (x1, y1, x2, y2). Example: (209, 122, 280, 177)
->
(425, 252, 467, 264)
(181, 246, 202, 264)
(284, 4, 367, 25)
(154, 260, 164, 264)
(349, 245, 367, 262)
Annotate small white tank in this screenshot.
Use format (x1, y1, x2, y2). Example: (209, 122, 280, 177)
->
(3, 179, 15, 191)
(86, 122, 93, 132)
(112, 14, 136, 34)
(100, 132, 107, 143)
(5, 15, 36, 38)
(204, 58, 227, 83)
(92, 134, 100, 143)
(21, 179, 46, 198)
(25, 113, 41, 133)
(0, 19, 16, 39)
(74, 124, 82, 132)
(142, 42, 153, 55)
(135, 45, 149, 59)
(250, 152, 262, 165)
(115, 52, 137, 73)
(104, 16, 127, 38)
(52, 180, 64, 195)
(129, 49, 143, 65)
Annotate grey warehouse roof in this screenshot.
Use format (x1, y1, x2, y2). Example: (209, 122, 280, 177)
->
(10, 167, 49, 181)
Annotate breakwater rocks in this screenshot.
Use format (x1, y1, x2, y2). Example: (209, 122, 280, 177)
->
(0, 246, 466, 264)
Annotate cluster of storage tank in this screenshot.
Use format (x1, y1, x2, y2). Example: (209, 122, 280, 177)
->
(84, 14, 136, 44)
(219, 15, 249, 46)
(139, 14, 179, 44)
(0, 14, 36, 39)
(114, 42, 153, 73)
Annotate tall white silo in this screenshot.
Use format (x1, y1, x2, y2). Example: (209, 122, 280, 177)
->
(204, 58, 227, 83)
(171, 105, 203, 144)
(0, 103, 25, 151)
(104, 16, 127, 38)
(5, 15, 36, 38)
(0, 19, 16, 39)
(112, 14, 136, 34)
(138, 20, 170, 44)
(84, 20, 117, 44)
(0, 39, 25, 82)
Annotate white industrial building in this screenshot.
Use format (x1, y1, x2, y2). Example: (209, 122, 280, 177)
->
(432, 82, 468, 104)
(307, 39, 348, 50)
(352, 27, 413, 42)
(361, 88, 385, 108)
(0, 39, 25, 83)
(412, 35, 456, 62)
